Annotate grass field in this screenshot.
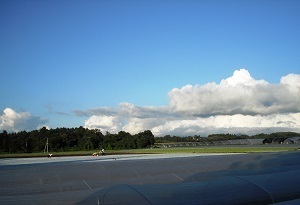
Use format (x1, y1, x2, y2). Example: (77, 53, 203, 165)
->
(1, 144, 299, 158)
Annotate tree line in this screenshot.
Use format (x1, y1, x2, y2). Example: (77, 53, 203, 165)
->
(1, 127, 299, 154)
(0, 127, 154, 153)
(155, 132, 300, 143)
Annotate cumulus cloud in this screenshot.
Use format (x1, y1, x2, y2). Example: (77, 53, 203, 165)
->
(151, 113, 300, 136)
(84, 115, 123, 134)
(76, 69, 300, 136)
(168, 69, 300, 116)
(0, 108, 48, 132)
(75, 102, 173, 134)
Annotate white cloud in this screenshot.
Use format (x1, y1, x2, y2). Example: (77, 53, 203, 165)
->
(79, 103, 172, 134)
(123, 117, 168, 134)
(151, 113, 300, 136)
(77, 69, 300, 136)
(84, 115, 123, 134)
(220, 69, 268, 87)
(5, 69, 298, 136)
(0, 108, 48, 132)
(168, 69, 300, 116)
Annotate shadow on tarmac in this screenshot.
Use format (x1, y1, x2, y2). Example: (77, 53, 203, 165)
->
(1, 151, 300, 204)
(79, 152, 300, 205)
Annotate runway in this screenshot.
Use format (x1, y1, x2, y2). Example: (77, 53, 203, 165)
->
(1, 152, 300, 204)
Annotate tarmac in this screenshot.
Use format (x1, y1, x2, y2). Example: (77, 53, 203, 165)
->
(1, 151, 300, 204)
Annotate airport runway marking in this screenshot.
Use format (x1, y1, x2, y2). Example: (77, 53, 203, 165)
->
(82, 180, 92, 190)
(54, 171, 63, 192)
(172, 173, 184, 181)
(129, 167, 143, 184)
(181, 166, 191, 174)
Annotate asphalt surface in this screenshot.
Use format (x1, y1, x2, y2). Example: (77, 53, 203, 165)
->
(1, 152, 300, 204)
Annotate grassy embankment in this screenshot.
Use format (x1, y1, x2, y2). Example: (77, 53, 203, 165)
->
(0, 145, 298, 158)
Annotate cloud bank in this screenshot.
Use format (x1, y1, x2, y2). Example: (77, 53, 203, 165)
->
(0, 108, 48, 132)
(3, 69, 299, 136)
(169, 69, 300, 116)
(75, 69, 300, 136)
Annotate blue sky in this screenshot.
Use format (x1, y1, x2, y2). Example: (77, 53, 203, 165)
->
(1, 0, 300, 136)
